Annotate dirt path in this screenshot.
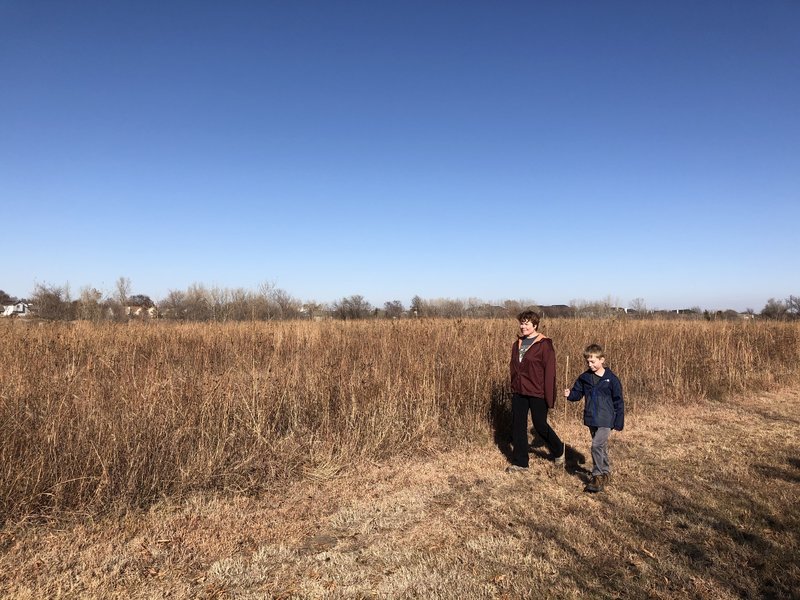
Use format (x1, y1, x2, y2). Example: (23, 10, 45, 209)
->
(2, 391, 799, 599)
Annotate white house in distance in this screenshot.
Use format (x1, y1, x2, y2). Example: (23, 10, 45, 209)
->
(2, 301, 30, 317)
(125, 305, 158, 318)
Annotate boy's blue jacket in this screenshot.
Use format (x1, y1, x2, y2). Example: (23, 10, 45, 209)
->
(566, 368, 624, 430)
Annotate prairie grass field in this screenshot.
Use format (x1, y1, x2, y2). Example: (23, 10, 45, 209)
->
(1, 318, 798, 521)
(1, 318, 799, 598)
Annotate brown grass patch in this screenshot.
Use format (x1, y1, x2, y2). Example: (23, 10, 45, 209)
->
(1, 319, 798, 597)
(1, 389, 798, 598)
(2, 319, 798, 521)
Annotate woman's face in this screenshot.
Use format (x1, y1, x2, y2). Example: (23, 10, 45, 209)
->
(518, 320, 537, 338)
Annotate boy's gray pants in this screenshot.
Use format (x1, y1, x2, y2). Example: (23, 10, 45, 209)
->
(589, 426, 612, 476)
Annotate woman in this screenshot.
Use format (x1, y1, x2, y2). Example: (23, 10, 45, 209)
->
(507, 310, 565, 472)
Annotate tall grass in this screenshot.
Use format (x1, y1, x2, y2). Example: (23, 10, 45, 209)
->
(1, 318, 798, 522)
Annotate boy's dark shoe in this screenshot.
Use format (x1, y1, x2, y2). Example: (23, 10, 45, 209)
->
(584, 474, 607, 493)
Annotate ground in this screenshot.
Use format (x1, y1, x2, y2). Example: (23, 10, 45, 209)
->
(1, 390, 798, 599)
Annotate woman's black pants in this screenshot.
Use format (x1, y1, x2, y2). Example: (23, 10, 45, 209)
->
(511, 393, 564, 468)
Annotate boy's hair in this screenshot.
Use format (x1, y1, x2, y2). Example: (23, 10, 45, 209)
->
(583, 344, 605, 359)
(517, 310, 541, 327)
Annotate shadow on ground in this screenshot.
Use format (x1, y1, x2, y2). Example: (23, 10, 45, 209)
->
(487, 383, 587, 476)
(487, 382, 513, 462)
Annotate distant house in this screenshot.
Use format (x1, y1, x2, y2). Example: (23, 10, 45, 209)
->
(125, 305, 159, 318)
(2, 302, 30, 317)
(124, 294, 158, 319)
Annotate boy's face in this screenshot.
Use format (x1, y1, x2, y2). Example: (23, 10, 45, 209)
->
(518, 320, 537, 337)
(586, 354, 605, 372)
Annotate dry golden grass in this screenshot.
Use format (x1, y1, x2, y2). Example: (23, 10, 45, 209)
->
(1, 318, 799, 597)
(0, 389, 797, 598)
(1, 318, 798, 522)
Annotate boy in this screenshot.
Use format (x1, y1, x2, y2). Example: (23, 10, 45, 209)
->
(564, 344, 624, 492)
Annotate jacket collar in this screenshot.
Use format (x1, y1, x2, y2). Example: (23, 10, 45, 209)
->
(583, 367, 613, 379)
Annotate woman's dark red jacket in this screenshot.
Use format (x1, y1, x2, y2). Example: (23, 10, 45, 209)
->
(509, 335, 557, 408)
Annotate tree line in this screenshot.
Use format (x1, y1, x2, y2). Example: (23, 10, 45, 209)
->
(1, 281, 798, 322)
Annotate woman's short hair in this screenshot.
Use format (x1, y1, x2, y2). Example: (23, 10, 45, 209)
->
(516, 310, 541, 327)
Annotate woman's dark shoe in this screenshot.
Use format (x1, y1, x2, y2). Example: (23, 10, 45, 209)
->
(505, 464, 529, 473)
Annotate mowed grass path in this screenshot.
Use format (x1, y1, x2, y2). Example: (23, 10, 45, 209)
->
(2, 389, 798, 599)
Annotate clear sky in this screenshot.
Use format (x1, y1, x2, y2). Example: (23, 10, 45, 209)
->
(2, 1, 798, 311)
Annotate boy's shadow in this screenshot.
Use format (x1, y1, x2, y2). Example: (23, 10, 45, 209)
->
(488, 383, 589, 479)
(563, 447, 592, 481)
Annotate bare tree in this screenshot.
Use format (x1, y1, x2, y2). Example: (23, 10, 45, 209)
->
(256, 281, 277, 320)
(228, 288, 254, 321)
(209, 286, 231, 322)
(31, 282, 73, 320)
(422, 297, 467, 318)
(570, 297, 619, 318)
(272, 288, 302, 319)
(503, 299, 540, 318)
(160, 290, 188, 320)
(383, 300, 404, 319)
(761, 298, 788, 320)
(303, 300, 325, 320)
(410, 295, 424, 318)
(115, 276, 131, 306)
(787, 295, 800, 319)
(629, 297, 647, 316)
(332, 295, 374, 320)
(77, 286, 104, 322)
(184, 283, 213, 321)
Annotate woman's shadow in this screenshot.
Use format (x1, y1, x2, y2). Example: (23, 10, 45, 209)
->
(487, 383, 589, 478)
(487, 382, 515, 462)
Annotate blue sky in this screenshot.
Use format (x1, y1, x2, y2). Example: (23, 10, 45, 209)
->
(2, 1, 798, 311)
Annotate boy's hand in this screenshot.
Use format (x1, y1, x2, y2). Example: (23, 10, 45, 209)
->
(563, 388, 570, 397)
